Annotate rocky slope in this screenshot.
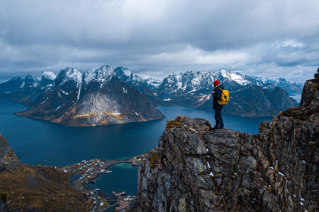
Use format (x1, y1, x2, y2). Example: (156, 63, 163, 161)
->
(128, 69, 319, 212)
(12, 66, 164, 126)
(0, 133, 92, 211)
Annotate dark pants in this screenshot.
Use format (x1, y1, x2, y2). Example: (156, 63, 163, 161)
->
(214, 109, 224, 128)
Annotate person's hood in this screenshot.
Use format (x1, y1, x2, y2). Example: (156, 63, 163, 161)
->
(214, 84, 224, 90)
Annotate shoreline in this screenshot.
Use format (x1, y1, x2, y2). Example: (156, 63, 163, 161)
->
(62, 155, 146, 212)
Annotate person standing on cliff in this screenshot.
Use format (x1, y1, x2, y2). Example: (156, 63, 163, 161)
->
(211, 80, 224, 130)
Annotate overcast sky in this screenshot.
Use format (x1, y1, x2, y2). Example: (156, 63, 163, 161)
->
(0, 0, 318, 83)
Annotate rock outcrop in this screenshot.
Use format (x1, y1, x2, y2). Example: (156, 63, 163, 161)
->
(128, 70, 319, 212)
(0, 134, 21, 173)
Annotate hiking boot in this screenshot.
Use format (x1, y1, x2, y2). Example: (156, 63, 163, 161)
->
(211, 126, 219, 130)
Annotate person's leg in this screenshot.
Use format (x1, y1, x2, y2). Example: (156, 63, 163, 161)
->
(215, 109, 222, 129)
(219, 110, 224, 129)
(214, 110, 220, 129)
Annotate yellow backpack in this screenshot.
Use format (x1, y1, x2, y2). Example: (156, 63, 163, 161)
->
(217, 88, 229, 105)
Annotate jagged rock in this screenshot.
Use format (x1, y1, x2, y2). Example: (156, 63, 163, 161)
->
(128, 69, 319, 212)
(0, 133, 21, 172)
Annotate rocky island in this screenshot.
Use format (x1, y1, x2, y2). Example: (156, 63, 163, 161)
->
(127, 69, 319, 211)
(11, 66, 165, 126)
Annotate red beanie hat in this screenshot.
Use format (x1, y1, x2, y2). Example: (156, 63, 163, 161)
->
(213, 80, 220, 87)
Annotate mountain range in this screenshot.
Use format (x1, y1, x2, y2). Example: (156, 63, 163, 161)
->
(1, 66, 164, 126)
(0, 66, 303, 125)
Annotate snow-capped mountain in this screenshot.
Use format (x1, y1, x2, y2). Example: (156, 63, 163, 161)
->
(0, 66, 302, 117)
(156, 70, 255, 106)
(12, 66, 164, 126)
(157, 70, 302, 101)
(0, 76, 24, 93)
(241, 74, 303, 93)
(84, 65, 116, 86)
(114, 66, 160, 91)
(155, 70, 297, 116)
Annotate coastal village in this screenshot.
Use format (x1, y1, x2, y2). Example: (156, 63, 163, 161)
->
(60, 155, 146, 212)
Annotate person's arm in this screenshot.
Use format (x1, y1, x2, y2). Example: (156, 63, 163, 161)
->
(212, 89, 222, 100)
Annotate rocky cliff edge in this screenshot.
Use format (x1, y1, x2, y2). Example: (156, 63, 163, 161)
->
(128, 70, 319, 212)
(0, 133, 21, 172)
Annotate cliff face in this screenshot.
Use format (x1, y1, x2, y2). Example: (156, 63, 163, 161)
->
(0, 134, 21, 173)
(128, 70, 319, 212)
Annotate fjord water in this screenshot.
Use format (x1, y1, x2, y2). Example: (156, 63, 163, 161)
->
(0, 100, 272, 195)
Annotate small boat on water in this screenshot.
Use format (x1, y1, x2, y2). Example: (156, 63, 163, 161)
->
(89, 180, 96, 184)
(94, 188, 100, 191)
(112, 191, 125, 196)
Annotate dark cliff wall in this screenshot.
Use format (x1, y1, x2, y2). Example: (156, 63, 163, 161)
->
(128, 70, 319, 212)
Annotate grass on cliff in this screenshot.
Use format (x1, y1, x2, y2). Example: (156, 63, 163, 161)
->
(166, 120, 184, 129)
(0, 165, 92, 211)
(149, 152, 160, 169)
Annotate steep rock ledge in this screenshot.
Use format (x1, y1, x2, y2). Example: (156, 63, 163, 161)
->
(128, 70, 319, 212)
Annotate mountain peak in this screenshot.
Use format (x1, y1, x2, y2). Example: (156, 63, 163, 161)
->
(9, 76, 22, 81)
(25, 75, 36, 82)
(84, 65, 116, 85)
(56, 67, 82, 87)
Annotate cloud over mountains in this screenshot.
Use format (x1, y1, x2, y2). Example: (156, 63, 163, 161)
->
(0, 0, 319, 83)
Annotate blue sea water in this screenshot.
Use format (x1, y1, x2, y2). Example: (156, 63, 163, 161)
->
(289, 93, 302, 103)
(0, 100, 273, 195)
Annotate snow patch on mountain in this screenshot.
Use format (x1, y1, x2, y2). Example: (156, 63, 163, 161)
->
(145, 78, 162, 89)
(20, 82, 25, 88)
(220, 70, 250, 85)
(83, 65, 115, 86)
(42, 71, 56, 80)
(124, 69, 132, 77)
(58, 68, 82, 88)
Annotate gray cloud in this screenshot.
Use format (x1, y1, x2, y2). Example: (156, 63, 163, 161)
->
(0, 0, 319, 83)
